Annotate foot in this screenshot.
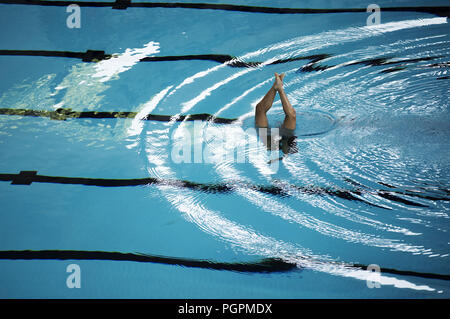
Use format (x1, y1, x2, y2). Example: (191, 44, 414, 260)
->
(273, 72, 285, 92)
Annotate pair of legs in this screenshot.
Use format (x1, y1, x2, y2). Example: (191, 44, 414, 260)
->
(255, 73, 296, 130)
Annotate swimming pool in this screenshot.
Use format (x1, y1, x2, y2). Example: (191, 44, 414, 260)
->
(0, 0, 449, 298)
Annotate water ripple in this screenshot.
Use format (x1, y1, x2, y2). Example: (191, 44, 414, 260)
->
(130, 17, 449, 292)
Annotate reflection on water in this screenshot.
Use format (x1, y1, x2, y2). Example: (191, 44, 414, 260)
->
(0, 13, 448, 294)
(121, 17, 450, 293)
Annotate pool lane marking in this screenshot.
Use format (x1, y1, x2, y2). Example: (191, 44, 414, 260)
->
(0, 50, 329, 69)
(0, 107, 237, 124)
(0, 171, 447, 208)
(0, 249, 296, 273)
(0, 49, 110, 62)
(0, 49, 445, 75)
(0, 1, 448, 17)
(0, 249, 449, 281)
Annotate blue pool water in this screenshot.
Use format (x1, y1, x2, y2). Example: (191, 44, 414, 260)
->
(0, 0, 449, 298)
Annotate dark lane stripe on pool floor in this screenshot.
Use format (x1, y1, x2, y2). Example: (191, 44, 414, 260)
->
(1, 171, 448, 208)
(0, 50, 330, 68)
(0, 250, 449, 280)
(0, 250, 297, 273)
(0, 107, 237, 124)
(0, 1, 448, 17)
(1, 50, 446, 75)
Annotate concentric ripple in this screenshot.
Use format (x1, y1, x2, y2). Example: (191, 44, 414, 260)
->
(125, 17, 449, 292)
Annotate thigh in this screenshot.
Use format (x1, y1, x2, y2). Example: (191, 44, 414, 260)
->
(255, 107, 269, 127)
(282, 115, 296, 130)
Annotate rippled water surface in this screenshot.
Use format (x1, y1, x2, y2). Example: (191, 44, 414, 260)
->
(0, 0, 449, 298)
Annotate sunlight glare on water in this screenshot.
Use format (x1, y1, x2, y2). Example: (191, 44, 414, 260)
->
(0, 0, 448, 298)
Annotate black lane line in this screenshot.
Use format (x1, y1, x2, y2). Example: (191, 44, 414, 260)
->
(1, 171, 448, 208)
(352, 263, 450, 281)
(0, 250, 448, 281)
(0, 50, 236, 64)
(0, 1, 448, 17)
(0, 50, 111, 62)
(377, 191, 428, 208)
(347, 56, 443, 68)
(0, 250, 297, 273)
(2, 50, 445, 76)
(141, 54, 257, 67)
(0, 108, 238, 124)
(308, 55, 445, 74)
(0, 170, 386, 209)
(142, 54, 332, 68)
(0, 50, 330, 68)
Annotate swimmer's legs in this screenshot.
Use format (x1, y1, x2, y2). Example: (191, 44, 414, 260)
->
(279, 85, 296, 130)
(255, 84, 276, 128)
(255, 73, 295, 129)
(274, 73, 296, 130)
(255, 73, 285, 127)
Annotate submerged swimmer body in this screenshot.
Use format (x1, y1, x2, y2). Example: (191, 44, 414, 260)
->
(255, 73, 297, 156)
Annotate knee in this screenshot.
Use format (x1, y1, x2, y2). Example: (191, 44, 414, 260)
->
(255, 102, 265, 114)
(287, 109, 296, 120)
